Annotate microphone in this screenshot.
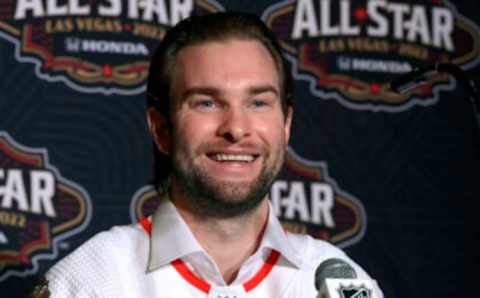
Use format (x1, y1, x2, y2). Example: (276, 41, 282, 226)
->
(390, 63, 480, 135)
(315, 258, 380, 298)
(389, 64, 437, 94)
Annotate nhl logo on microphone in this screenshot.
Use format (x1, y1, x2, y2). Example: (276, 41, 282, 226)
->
(338, 284, 372, 298)
(318, 278, 377, 298)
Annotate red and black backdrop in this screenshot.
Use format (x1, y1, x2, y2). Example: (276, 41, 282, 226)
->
(1, 1, 479, 297)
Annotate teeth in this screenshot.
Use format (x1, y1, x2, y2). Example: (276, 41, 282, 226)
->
(215, 154, 255, 162)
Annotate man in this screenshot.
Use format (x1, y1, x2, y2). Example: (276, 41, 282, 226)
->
(37, 12, 382, 297)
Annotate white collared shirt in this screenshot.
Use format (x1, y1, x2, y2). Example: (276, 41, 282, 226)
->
(46, 199, 383, 297)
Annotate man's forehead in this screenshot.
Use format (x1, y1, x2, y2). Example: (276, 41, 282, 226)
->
(176, 38, 274, 61)
(171, 39, 281, 95)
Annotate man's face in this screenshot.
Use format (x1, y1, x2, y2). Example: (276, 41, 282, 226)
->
(154, 39, 292, 217)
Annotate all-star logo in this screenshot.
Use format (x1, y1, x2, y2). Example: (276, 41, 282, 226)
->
(270, 148, 365, 247)
(263, 0, 480, 112)
(0, 132, 92, 281)
(130, 148, 366, 248)
(0, 0, 223, 95)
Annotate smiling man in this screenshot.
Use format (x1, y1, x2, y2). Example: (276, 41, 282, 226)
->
(38, 12, 383, 298)
(166, 40, 288, 217)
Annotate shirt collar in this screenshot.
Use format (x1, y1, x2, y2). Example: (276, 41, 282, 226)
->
(148, 199, 204, 272)
(257, 201, 303, 268)
(147, 197, 303, 272)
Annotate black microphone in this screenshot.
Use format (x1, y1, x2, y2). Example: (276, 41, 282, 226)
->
(314, 258, 380, 298)
(390, 63, 480, 135)
(390, 63, 477, 94)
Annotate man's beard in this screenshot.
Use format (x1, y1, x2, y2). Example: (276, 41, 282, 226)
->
(171, 141, 285, 218)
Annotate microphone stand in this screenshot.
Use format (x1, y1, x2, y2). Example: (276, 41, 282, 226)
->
(390, 63, 480, 137)
(391, 64, 480, 296)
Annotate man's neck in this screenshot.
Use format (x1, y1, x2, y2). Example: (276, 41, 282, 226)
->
(171, 191, 269, 284)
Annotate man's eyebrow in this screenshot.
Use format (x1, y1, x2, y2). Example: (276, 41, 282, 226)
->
(180, 84, 279, 101)
(181, 87, 221, 100)
(248, 85, 279, 97)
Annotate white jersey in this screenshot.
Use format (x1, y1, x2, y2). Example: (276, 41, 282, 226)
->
(46, 200, 383, 297)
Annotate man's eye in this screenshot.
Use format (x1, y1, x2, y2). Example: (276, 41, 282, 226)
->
(250, 100, 269, 108)
(193, 100, 216, 109)
(200, 100, 215, 107)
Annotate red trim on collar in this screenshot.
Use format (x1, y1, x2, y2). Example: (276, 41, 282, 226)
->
(243, 249, 280, 292)
(139, 217, 152, 235)
(138, 217, 281, 293)
(171, 259, 212, 293)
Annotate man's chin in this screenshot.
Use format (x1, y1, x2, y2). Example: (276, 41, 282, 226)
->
(207, 182, 258, 202)
(193, 179, 270, 216)
(172, 161, 278, 217)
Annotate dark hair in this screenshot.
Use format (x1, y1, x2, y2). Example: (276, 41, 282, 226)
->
(146, 12, 293, 190)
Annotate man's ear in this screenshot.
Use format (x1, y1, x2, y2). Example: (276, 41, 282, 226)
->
(284, 106, 293, 146)
(147, 107, 172, 155)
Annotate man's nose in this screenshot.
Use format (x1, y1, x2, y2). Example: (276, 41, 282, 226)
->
(217, 107, 252, 142)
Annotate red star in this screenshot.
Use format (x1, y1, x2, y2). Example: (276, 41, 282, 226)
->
(370, 83, 381, 94)
(102, 65, 113, 77)
(355, 6, 368, 22)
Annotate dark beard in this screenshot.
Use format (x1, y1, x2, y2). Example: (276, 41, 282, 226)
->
(172, 157, 280, 218)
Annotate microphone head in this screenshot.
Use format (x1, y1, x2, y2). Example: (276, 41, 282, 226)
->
(389, 64, 439, 94)
(314, 258, 357, 290)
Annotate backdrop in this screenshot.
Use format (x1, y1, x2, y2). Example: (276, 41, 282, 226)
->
(1, 1, 479, 297)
